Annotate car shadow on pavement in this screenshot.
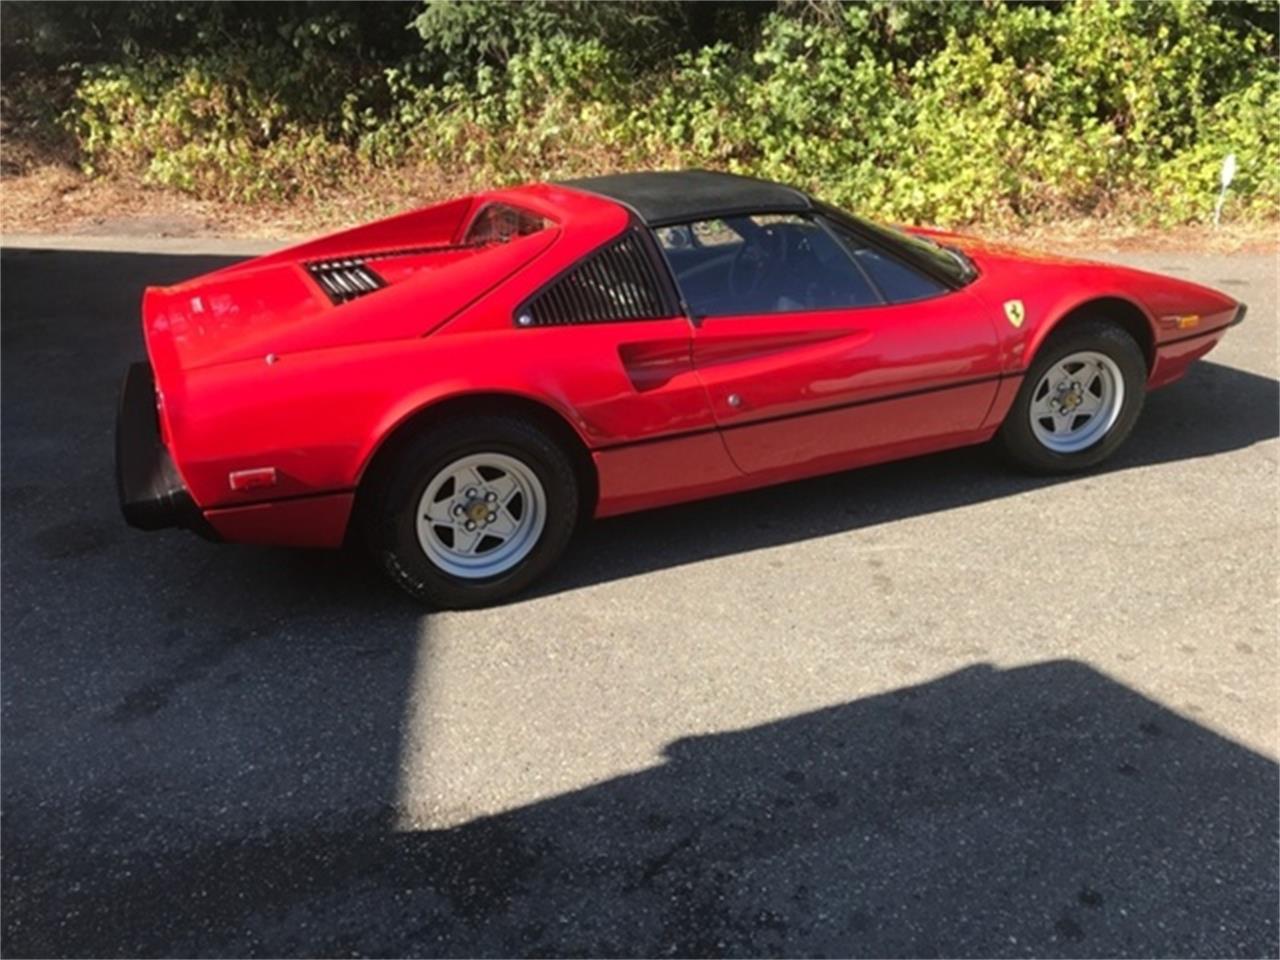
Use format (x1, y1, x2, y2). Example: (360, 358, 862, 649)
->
(2, 249, 1277, 957)
(540, 357, 1279, 598)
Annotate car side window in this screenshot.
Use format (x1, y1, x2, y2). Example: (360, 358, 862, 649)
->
(828, 224, 948, 304)
(654, 214, 882, 318)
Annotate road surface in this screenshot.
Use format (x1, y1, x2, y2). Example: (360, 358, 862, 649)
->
(2, 241, 1276, 957)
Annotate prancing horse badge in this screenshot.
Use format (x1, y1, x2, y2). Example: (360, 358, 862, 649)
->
(1004, 299, 1026, 328)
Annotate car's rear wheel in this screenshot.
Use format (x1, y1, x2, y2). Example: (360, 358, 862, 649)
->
(998, 319, 1147, 473)
(366, 416, 578, 608)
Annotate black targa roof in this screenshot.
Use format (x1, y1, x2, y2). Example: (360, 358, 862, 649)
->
(559, 170, 813, 227)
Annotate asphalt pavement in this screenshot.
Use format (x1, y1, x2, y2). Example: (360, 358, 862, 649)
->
(1, 241, 1277, 957)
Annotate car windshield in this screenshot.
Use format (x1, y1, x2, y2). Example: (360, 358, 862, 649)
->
(816, 203, 974, 286)
(844, 214, 975, 284)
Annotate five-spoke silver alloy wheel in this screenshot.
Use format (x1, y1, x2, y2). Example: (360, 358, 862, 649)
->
(415, 453, 547, 579)
(1029, 350, 1125, 454)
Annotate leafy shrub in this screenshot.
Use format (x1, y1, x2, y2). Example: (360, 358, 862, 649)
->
(73, 55, 356, 201)
(411, 0, 688, 78)
(56, 0, 1280, 226)
(1150, 74, 1280, 222)
(628, 0, 1278, 225)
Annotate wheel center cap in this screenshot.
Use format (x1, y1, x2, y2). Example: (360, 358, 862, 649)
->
(1056, 382, 1083, 413)
(466, 500, 490, 524)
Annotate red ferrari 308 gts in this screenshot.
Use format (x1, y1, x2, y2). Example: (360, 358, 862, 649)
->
(117, 170, 1245, 607)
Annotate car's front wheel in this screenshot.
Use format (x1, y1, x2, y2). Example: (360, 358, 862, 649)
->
(998, 319, 1147, 473)
(367, 416, 579, 608)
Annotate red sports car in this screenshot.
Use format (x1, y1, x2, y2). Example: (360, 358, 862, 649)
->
(117, 170, 1245, 607)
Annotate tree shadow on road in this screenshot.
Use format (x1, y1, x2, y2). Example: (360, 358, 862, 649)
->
(5, 660, 1276, 957)
(1, 248, 426, 955)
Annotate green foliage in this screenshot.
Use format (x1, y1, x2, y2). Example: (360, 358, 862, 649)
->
(73, 55, 356, 200)
(413, 1, 661, 77)
(33, 0, 1280, 224)
(1151, 73, 1280, 222)
(628, 0, 1279, 225)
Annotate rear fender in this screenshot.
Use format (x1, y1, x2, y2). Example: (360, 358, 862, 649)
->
(170, 334, 593, 511)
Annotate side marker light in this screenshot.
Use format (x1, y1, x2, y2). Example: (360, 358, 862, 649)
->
(229, 467, 278, 492)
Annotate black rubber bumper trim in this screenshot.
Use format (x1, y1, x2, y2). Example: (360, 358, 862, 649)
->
(115, 362, 218, 539)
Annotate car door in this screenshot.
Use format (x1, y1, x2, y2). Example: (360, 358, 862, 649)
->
(654, 213, 1003, 477)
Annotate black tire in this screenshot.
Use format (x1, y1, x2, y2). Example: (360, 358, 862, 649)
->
(365, 416, 579, 608)
(998, 319, 1147, 474)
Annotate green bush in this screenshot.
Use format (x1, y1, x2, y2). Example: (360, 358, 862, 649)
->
(54, 0, 1280, 226)
(74, 55, 355, 201)
(625, 0, 1278, 225)
(1150, 74, 1280, 222)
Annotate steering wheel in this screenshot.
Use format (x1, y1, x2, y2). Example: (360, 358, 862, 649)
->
(728, 229, 784, 301)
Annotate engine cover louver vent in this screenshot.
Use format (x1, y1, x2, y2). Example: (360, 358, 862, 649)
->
(520, 230, 671, 327)
(307, 259, 387, 305)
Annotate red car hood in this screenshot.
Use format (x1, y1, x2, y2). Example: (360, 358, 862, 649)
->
(910, 226, 1114, 271)
(909, 227, 1239, 333)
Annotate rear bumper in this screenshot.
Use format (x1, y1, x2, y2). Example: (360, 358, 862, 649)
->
(204, 491, 355, 548)
(115, 362, 216, 538)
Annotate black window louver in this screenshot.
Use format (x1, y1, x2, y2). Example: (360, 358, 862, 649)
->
(518, 230, 671, 327)
(306, 259, 387, 305)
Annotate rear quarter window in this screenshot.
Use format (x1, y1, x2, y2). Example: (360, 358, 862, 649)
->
(464, 203, 549, 245)
(518, 228, 672, 327)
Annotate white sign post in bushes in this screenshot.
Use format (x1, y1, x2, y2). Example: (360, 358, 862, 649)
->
(1214, 152, 1237, 228)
